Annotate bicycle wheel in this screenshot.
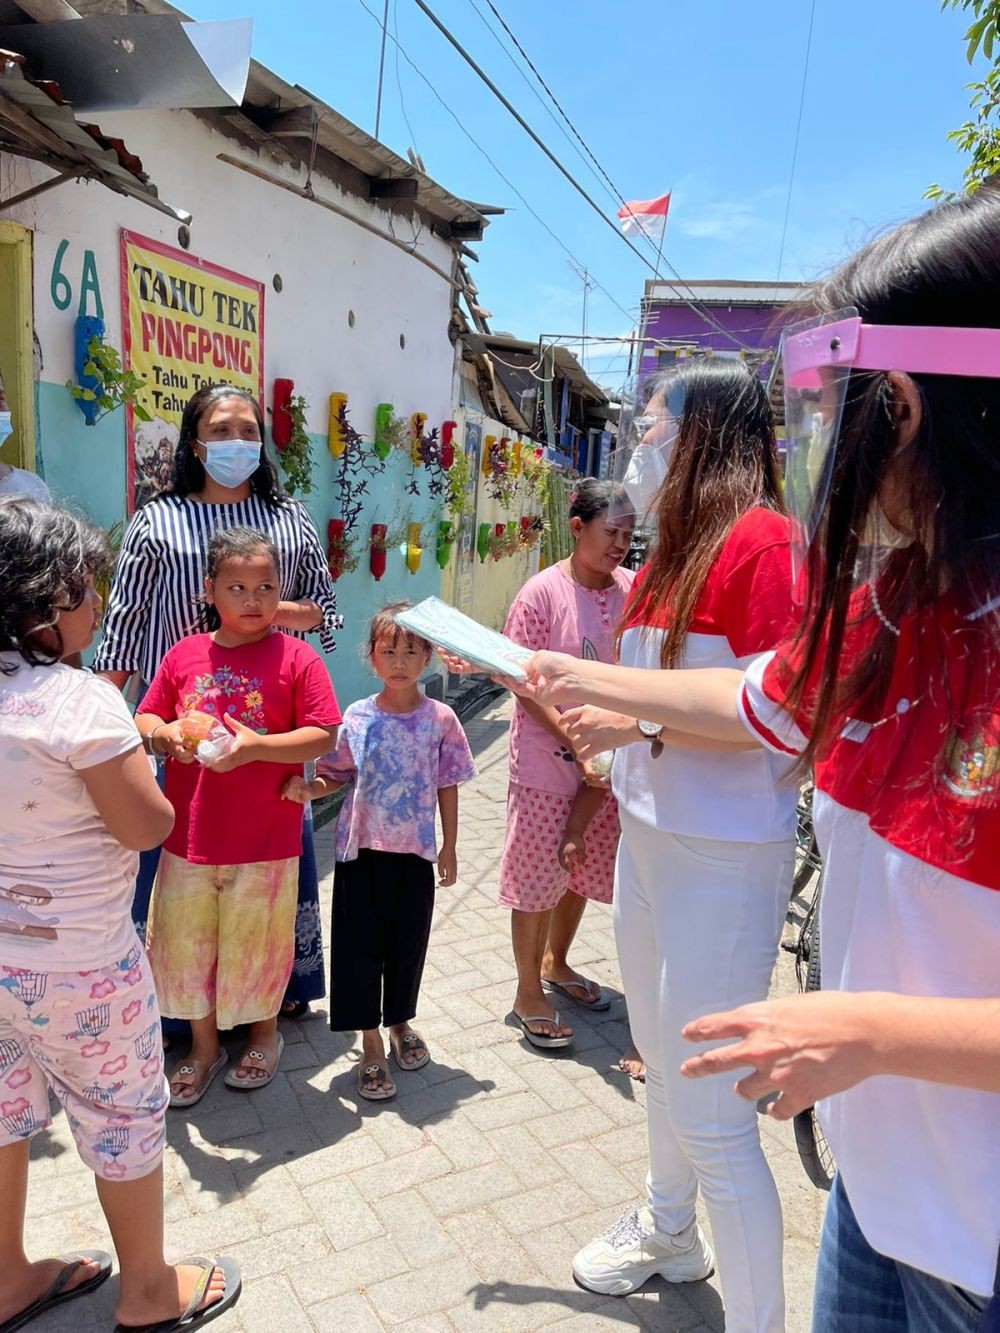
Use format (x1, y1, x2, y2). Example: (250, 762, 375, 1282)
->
(792, 878, 835, 1191)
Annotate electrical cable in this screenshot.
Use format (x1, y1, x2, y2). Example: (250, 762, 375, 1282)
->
(410, 0, 756, 352)
(392, 0, 421, 155)
(353, 0, 642, 333)
(774, 0, 816, 287)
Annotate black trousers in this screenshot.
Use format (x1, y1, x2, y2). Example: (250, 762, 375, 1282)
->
(329, 849, 435, 1032)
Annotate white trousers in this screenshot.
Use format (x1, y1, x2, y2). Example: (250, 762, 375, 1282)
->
(614, 808, 794, 1333)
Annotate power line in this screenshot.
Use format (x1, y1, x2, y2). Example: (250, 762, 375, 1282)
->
(353, 0, 639, 330)
(410, 0, 756, 352)
(774, 0, 816, 287)
(392, 0, 421, 154)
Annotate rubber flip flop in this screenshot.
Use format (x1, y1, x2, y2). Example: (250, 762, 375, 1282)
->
(280, 999, 310, 1020)
(390, 1031, 430, 1071)
(1, 1250, 112, 1333)
(357, 1060, 396, 1101)
(113, 1254, 242, 1333)
(224, 1034, 284, 1091)
(506, 1010, 574, 1049)
(168, 1051, 228, 1109)
(541, 977, 612, 1011)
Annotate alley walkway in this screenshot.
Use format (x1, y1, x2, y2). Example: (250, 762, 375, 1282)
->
(26, 698, 824, 1332)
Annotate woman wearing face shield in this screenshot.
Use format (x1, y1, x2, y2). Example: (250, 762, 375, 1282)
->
(559, 359, 798, 1333)
(520, 189, 1000, 1332)
(94, 384, 341, 1044)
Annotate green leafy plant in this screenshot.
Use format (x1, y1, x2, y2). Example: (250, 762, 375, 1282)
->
(280, 394, 314, 496)
(445, 448, 474, 519)
(520, 447, 552, 514)
(66, 336, 151, 426)
(96, 517, 125, 605)
(926, 0, 1000, 199)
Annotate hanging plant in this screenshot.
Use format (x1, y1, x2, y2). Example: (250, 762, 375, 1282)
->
(436, 518, 458, 569)
(518, 513, 545, 552)
(484, 435, 519, 509)
(520, 446, 552, 515)
(277, 395, 314, 496)
(445, 448, 473, 519)
(333, 399, 384, 549)
(67, 333, 152, 427)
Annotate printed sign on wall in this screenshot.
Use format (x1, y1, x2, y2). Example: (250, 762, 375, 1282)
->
(120, 230, 264, 510)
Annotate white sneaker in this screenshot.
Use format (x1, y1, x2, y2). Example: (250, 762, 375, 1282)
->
(572, 1203, 714, 1296)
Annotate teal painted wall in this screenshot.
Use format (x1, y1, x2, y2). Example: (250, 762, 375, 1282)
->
(35, 380, 444, 710)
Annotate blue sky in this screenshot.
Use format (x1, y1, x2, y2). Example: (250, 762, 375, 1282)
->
(184, 0, 986, 386)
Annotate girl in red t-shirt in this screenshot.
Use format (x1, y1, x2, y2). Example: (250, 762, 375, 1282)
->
(137, 528, 340, 1108)
(521, 190, 1000, 1332)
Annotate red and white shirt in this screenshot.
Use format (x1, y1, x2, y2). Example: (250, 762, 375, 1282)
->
(613, 507, 799, 842)
(740, 594, 1000, 1295)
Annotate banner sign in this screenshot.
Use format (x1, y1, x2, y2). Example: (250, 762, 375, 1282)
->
(120, 230, 264, 510)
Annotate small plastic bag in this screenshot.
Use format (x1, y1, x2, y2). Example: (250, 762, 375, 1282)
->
(178, 710, 235, 766)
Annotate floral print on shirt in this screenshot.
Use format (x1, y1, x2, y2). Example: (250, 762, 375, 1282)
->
(182, 664, 266, 731)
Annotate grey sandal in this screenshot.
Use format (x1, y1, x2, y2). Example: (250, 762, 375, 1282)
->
(507, 1009, 574, 1049)
(113, 1253, 242, 1332)
(0, 1250, 112, 1332)
(224, 1035, 284, 1091)
(541, 977, 612, 1011)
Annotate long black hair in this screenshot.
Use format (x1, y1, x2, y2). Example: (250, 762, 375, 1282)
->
(785, 187, 1000, 770)
(623, 357, 782, 669)
(0, 498, 111, 672)
(164, 384, 286, 506)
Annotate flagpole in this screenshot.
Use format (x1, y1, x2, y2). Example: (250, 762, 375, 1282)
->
(635, 218, 666, 379)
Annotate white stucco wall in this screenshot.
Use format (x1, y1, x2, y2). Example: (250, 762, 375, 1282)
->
(2, 104, 463, 704)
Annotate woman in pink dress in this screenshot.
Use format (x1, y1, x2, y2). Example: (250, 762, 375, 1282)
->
(500, 479, 635, 1049)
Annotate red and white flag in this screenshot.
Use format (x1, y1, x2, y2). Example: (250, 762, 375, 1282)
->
(616, 192, 671, 242)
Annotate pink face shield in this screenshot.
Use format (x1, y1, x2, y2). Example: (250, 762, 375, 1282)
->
(781, 307, 1000, 587)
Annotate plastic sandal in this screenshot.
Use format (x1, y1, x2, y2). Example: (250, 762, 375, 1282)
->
(224, 1034, 284, 1091)
(541, 977, 612, 1011)
(356, 1060, 396, 1101)
(507, 1009, 574, 1049)
(168, 1051, 227, 1109)
(0, 1250, 112, 1333)
(390, 1030, 430, 1071)
(113, 1254, 241, 1332)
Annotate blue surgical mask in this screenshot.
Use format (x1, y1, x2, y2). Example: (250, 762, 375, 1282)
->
(198, 438, 262, 489)
(0, 411, 13, 446)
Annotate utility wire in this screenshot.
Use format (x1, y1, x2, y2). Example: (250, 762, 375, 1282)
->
(774, 0, 816, 286)
(410, 0, 756, 352)
(353, 0, 640, 332)
(392, 0, 421, 155)
(464, 0, 624, 217)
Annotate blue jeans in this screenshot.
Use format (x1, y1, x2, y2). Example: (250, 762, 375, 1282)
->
(812, 1176, 990, 1333)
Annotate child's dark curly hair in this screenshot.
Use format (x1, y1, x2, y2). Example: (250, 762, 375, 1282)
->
(0, 497, 111, 674)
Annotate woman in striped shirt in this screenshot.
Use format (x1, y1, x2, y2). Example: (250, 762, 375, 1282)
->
(95, 384, 341, 1023)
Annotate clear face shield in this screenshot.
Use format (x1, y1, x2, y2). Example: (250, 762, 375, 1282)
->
(781, 307, 1000, 601)
(608, 373, 687, 531)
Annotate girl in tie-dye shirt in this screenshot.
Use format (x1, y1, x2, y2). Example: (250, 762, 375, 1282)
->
(284, 604, 476, 1102)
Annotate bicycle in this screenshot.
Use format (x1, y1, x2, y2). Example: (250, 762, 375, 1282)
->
(783, 785, 836, 1191)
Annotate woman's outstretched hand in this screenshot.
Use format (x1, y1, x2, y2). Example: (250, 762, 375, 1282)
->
(520, 651, 585, 706)
(680, 991, 875, 1120)
(563, 706, 637, 760)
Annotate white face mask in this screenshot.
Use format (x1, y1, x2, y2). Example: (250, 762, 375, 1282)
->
(622, 423, 677, 519)
(0, 411, 13, 446)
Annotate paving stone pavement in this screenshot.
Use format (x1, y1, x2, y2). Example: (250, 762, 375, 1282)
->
(24, 698, 824, 1332)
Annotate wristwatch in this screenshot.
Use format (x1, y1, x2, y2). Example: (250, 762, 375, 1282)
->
(637, 718, 664, 758)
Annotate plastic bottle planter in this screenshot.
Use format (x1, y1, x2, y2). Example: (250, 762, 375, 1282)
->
(482, 434, 496, 477)
(370, 523, 388, 581)
(410, 412, 428, 467)
(436, 520, 456, 570)
(405, 522, 423, 575)
(272, 378, 294, 451)
(440, 421, 457, 470)
(327, 518, 347, 582)
(506, 521, 518, 551)
(73, 314, 106, 426)
(511, 440, 523, 476)
(476, 522, 492, 564)
(374, 403, 394, 461)
(328, 393, 348, 459)
(492, 522, 506, 561)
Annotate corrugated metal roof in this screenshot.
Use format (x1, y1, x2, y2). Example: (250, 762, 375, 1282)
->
(0, 52, 189, 219)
